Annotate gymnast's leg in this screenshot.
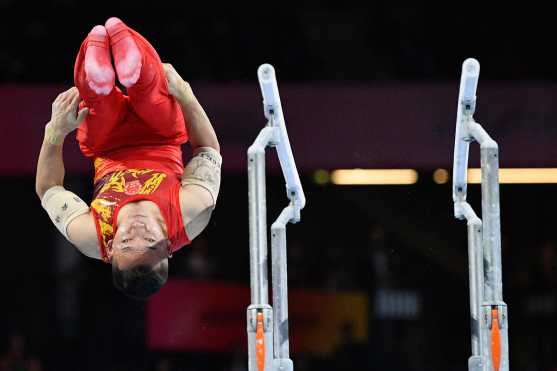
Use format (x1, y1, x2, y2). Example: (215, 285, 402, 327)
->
(73, 24, 128, 158)
(104, 17, 188, 144)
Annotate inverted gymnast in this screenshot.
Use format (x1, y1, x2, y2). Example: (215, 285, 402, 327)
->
(35, 17, 221, 300)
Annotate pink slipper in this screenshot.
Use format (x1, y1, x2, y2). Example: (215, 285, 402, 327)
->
(84, 25, 115, 95)
(105, 17, 142, 88)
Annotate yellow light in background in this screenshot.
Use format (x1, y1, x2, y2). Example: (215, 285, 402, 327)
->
(467, 168, 557, 184)
(467, 169, 481, 184)
(433, 168, 449, 184)
(330, 169, 418, 185)
(313, 169, 330, 185)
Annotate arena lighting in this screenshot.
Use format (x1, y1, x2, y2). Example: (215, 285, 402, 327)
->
(433, 168, 450, 184)
(312, 169, 330, 185)
(330, 169, 418, 185)
(467, 168, 557, 184)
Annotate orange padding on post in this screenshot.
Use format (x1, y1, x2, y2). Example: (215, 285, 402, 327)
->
(491, 309, 501, 371)
(256, 312, 266, 371)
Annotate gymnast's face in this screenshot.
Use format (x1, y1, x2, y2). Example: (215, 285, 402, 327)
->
(109, 215, 170, 270)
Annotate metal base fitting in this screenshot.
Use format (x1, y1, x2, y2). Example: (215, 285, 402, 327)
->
(468, 356, 485, 371)
(247, 305, 274, 371)
(272, 359, 294, 371)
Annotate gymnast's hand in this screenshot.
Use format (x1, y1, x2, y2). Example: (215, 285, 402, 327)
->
(163, 63, 192, 103)
(48, 87, 89, 138)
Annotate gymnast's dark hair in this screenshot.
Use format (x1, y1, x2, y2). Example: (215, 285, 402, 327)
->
(112, 261, 168, 300)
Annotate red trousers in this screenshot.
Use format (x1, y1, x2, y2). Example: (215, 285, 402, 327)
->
(74, 24, 188, 182)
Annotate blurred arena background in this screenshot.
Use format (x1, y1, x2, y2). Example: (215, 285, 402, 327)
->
(1, 2, 556, 371)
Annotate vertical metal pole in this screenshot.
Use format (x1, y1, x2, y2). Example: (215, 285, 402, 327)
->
(467, 220, 485, 371)
(468, 122, 509, 371)
(247, 126, 277, 371)
(271, 206, 294, 360)
(468, 221, 483, 356)
(248, 127, 276, 306)
(480, 145, 502, 303)
(459, 202, 486, 371)
(248, 149, 268, 305)
(457, 203, 491, 371)
(480, 142, 509, 371)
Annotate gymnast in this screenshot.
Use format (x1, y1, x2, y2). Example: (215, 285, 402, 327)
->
(35, 17, 221, 300)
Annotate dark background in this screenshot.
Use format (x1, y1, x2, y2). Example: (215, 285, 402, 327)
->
(1, 2, 557, 371)
(2, 2, 557, 84)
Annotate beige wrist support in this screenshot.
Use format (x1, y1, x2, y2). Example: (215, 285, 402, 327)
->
(41, 186, 90, 239)
(181, 147, 222, 206)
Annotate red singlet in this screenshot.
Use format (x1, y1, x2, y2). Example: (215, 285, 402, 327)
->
(73, 21, 192, 261)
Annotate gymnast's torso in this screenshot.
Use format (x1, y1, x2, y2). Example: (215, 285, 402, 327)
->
(90, 168, 190, 262)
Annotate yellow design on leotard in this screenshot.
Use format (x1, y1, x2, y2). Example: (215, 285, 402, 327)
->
(140, 172, 167, 194)
(91, 168, 169, 261)
(90, 199, 113, 220)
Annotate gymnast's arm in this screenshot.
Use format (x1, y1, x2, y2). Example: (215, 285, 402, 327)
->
(35, 87, 101, 259)
(163, 63, 221, 240)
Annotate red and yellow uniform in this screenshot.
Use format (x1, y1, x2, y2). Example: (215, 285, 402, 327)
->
(73, 21, 191, 261)
(91, 167, 190, 263)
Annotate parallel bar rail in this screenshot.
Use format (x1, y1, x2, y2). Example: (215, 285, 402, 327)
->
(452, 58, 509, 371)
(247, 64, 305, 371)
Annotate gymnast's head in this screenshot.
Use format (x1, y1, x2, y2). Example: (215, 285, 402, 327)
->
(108, 212, 171, 300)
